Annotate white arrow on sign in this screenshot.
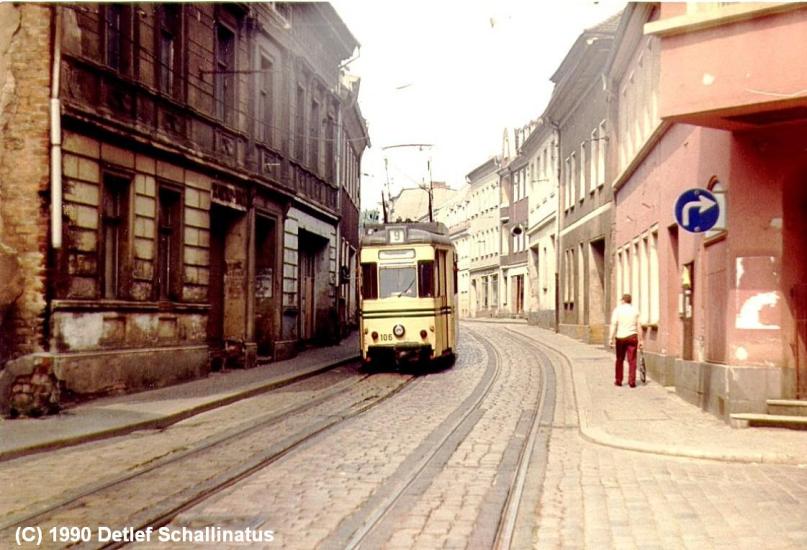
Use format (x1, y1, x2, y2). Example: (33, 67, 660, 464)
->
(682, 194, 717, 227)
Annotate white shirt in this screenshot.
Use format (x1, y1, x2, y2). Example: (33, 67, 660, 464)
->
(609, 302, 641, 341)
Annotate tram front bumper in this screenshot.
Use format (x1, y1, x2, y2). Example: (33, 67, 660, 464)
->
(366, 343, 433, 366)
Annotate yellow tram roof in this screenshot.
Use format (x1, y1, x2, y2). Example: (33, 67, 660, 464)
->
(361, 223, 453, 247)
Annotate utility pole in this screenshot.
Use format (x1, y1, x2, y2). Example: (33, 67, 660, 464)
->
(382, 158, 390, 223)
(382, 143, 434, 223)
(427, 158, 434, 222)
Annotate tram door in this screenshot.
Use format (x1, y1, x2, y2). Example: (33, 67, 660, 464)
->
(437, 249, 449, 353)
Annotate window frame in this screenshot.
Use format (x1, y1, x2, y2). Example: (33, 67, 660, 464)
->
(360, 262, 378, 300)
(214, 21, 237, 125)
(258, 53, 275, 145)
(417, 260, 435, 298)
(156, 4, 183, 99)
(100, 170, 133, 300)
(156, 183, 184, 302)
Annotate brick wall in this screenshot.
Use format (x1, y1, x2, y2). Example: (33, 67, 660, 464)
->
(0, 4, 51, 361)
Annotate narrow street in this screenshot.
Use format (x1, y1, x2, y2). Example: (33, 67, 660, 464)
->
(3, 322, 806, 549)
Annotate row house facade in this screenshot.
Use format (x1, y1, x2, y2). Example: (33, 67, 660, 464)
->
(466, 158, 501, 317)
(525, 120, 559, 330)
(337, 77, 369, 337)
(549, 15, 618, 344)
(607, 2, 807, 417)
(0, 3, 367, 415)
(432, 188, 472, 318)
(497, 124, 537, 318)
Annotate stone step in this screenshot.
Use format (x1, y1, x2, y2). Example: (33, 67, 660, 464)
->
(730, 413, 807, 430)
(766, 399, 807, 417)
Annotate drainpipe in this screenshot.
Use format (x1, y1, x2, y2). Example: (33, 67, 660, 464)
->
(335, 99, 343, 340)
(245, 12, 256, 348)
(550, 120, 561, 333)
(50, 6, 63, 250)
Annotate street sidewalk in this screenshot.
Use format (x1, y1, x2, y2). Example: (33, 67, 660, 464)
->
(0, 333, 359, 462)
(471, 320, 807, 466)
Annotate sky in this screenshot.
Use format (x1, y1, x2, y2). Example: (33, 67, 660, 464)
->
(330, 0, 627, 212)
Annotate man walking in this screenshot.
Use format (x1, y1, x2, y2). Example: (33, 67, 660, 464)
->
(609, 294, 642, 387)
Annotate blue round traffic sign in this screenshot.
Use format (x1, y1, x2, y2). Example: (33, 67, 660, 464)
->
(674, 188, 720, 233)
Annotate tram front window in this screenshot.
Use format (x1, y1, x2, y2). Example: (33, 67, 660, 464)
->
(379, 266, 417, 298)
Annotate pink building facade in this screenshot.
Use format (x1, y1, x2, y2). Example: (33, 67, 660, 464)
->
(613, 3, 807, 418)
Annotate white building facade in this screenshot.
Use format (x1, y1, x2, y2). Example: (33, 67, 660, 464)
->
(525, 121, 560, 329)
(466, 158, 502, 317)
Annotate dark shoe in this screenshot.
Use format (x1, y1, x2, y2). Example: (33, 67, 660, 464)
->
(629, 384, 636, 388)
(615, 382, 622, 387)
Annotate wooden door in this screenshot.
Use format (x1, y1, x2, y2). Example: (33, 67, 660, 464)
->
(300, 250, 315, 341)
(793, 284, 807, 398)
(254, 217, 276, 356)
(208, 209, 226, 345)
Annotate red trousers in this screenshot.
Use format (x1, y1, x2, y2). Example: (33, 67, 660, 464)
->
(615, 334, 638, 386)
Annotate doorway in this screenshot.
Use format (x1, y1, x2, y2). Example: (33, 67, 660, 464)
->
(297, 230, 329, 343)
(254, 216, 277, 356)
(514, 274, 524, 315)
(208, 205, 245, 347)
(682, 262, 695, 361)
(588, 239, 606, 327)
(784, 177, 807, 397)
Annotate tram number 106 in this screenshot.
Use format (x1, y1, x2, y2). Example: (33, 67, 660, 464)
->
(379, 334, 394, 342)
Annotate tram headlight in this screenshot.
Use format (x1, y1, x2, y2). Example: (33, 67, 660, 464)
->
(420, 329, 428, 339)
(393, 324, 405, 338)
(371, 331, 379, 341)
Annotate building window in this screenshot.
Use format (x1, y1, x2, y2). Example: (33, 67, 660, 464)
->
(104, 4, 131, 73)
(570, 152, 577, 206)
(598, 121, 607, 187)
(590, 129, 598, 191)
(564, 157, 571, 210)
(215, 24, 236, 125)
(259, 55, 274, 144)
(295, 85, 305, 161)
(309, 99, 320, 171)
(326, 115, 336, 182)
(157, 186, 182, 301)
(101, 173, 132, 299)
(520, 167, 526, 199)
(649, 231, 660, 324)
(639, 236, 649, 324)
(580, 142, 587, 200)
(157, 5, 182, 97)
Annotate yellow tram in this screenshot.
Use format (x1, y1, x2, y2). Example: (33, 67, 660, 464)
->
(359, 222, 458, 369)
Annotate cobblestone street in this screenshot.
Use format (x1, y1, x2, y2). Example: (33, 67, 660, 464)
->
(3, 323, 807, 550)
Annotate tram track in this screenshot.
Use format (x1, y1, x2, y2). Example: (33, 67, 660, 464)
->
(0, 367, 418, 550)
(330, 324, 558, 550)
(493, 327, 558, 550)
(331, 327, 502, 549)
